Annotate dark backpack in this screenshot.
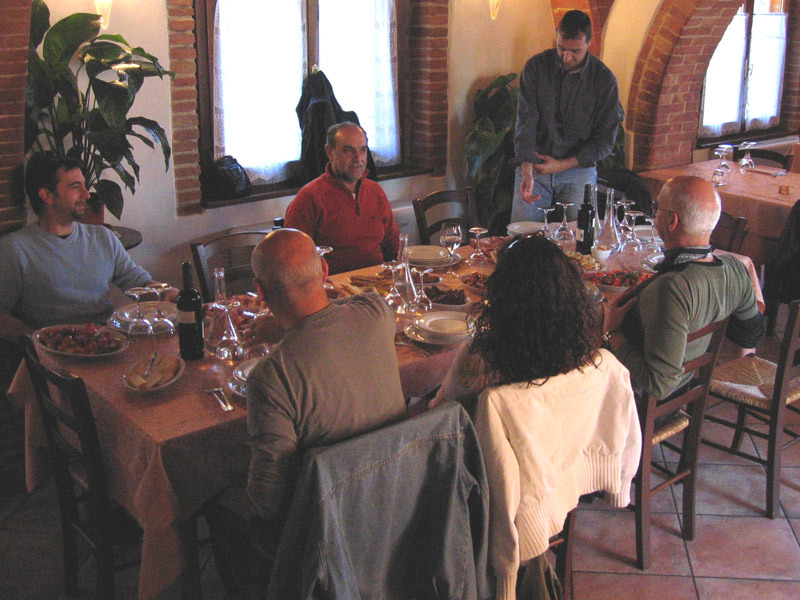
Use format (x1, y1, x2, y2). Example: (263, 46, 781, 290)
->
(204, 155, 252, 199)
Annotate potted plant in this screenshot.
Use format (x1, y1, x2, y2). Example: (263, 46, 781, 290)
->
(464, 73, 518, 235)
(25, 0, 174, 220)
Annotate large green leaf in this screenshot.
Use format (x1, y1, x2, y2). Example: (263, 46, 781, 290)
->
(42, 13, 100, 70)
(465, 116, 510, 178)
(29, 0, 51, 51)
(91, 77, 135, 129)
(128, 117, 172, 169)
(94, 179, 124, 219)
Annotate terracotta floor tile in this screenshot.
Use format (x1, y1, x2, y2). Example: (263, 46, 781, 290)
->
(573, 506, 692, 575)
(748, 423, 800, 467)
(695, 577, 800, 599)
(573, 572, 698, 600)
(780, 472, 800, 518)
(669, 462, 772, 517)
(687, 515, 800, 579)
(697, 418, 762, 466)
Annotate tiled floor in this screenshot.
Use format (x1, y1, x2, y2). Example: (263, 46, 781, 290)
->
(1, 306, 797, 599)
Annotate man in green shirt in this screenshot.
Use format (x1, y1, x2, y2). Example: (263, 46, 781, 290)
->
(603, 175, 764, 400)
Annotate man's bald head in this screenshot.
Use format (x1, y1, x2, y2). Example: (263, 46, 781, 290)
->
(658, 176, 721, 238)
(251, 228, 324, 306)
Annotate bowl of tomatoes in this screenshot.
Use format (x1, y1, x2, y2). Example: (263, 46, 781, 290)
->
(33, 323, 129, 358)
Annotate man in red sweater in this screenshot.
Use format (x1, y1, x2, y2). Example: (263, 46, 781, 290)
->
(285, 122, 399, 274)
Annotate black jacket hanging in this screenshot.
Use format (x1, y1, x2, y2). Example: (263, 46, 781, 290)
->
(295, 70, 377, 184)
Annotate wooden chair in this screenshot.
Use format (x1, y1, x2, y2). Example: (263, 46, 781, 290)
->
(710, 212, 747, 253)
(18, 335, 142, 599)
(703, 299, 800, 518)
(790, 143, 800, 174)
(190, 231, 268, 302)
(634, 317, 729, 570)
(733, 147, 794, 171)
(412, 189, 473, 245)
(517, 510, 576, 600)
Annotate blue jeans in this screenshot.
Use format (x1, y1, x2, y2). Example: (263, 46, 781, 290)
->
(510, 165, 597, 223)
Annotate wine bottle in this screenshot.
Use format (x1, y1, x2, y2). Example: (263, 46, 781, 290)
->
(177, 262, 205, 360)
(576, 184, 596, 254)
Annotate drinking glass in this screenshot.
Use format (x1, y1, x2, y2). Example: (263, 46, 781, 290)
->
(381, 261, 408, 318)
(408, 268, 434, 316)
(467, 227, 488, 266)
(552, 202, 575, 247)
(711, 145, 732, 186)
(316, 246, 335, 294)
(641, 216, 662, 252)
(439, 222, 463, 278)
(621, 209, 645, 255)
(738, 141, 755, 174)
(540, 207, 556, 239)
(148, 282, 175, 337)
(124, 287, 155, 341)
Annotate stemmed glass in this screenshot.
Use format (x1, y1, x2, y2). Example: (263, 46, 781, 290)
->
(641, 216, 662, 252)
(552, 202, 575, 247)
(467, 227, 488, 266)
(711, 145, 732, 186)
(738, 141, 756, 174)
(621, 209, 645, 255)
(381, 261, 408, 318)
(439, 222, 463, 278)
(124, 286, 155, 341)
(316, 246, 335, 294)
(540, 207, 556, 239)
(408, 268, 434, 316)
(148, 282, 175, 337)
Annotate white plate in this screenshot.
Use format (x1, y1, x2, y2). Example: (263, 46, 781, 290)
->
(113, 302, 178, 324)
(641, 251, 664, 271)
(122, 355, 185, 393)
(508, 221, 578, 236)
(412, 311, 474, 344)
(232, 356, 262, 383)
(407, 246, 461, 268)
(33, 324, 129, 359)
(404, 321, 472, 346)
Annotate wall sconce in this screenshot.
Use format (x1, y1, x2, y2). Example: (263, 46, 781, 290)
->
(94, 0, 113, 30)
(489, 0, 500, 20)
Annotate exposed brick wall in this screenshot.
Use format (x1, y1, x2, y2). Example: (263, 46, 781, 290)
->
(0, 1, 32, 235)
(167, 0, 202, 216)
(627, 0, 743, 170)
(408, 0, 449, 174)
(782, 0, 800, 131)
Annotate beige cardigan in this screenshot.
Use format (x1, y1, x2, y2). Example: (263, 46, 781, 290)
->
(474, 349, 641, 600)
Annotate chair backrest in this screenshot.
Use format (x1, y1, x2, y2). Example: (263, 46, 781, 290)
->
(190, 231, 268, 302)
(733, 147, 794, 170)
(790, 143, 800, 174)
(641, 317, 730, 439)
(710, 211, 747, 253)
(267, 402, 492, 599)
(412, 189, 472, 246)
(774, 299, 800, 405)
(18, 336, 111, 518)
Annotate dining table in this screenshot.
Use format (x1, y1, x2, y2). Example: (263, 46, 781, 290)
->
(638, 159, 799, 267)
(4, 251, 478, 600)
(4, 238, 764, 599)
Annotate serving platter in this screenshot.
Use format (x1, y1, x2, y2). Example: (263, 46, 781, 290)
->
(33, 324, 129, 359)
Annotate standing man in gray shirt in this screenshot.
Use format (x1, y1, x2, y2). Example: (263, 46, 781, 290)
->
(512, 9, 620, 222)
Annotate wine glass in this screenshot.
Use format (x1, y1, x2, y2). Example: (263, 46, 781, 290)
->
(148, 282, 175, 337)
(439, 222, 463, 278)
(711, 145, 732, 186)
(381, 261, 408, 318)
(467, 227, 488, 266)
(408, 268, 434, 316)
(124, 286, 155, 342)
(641, 216, 662, 252)
(316, 246, 335, 294)
(540, 207, 556, 239)
(621, 209, 645, 255)
(552, 202, 575, 248)
(738, 141, 756, 174)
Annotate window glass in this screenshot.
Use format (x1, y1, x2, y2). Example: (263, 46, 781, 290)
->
(745, 13, 787, 131)
(700, 14, 746, 138)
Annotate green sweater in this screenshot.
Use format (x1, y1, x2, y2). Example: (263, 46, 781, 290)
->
(614, 254, 763, 400)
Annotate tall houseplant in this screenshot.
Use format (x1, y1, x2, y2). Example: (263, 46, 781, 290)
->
(464, 73, 518, 235)
(25, 0, 174, 219)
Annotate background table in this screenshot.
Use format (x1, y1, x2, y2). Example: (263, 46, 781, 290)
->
(639, 160, 798, 266)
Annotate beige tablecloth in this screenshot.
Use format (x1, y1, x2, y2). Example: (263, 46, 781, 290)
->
(639, 160, 798, 266)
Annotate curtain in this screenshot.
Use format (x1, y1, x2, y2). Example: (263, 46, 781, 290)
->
(745, 13, 787, 132)
(318, 0, 400, 166)
(214, 0, 305, 184)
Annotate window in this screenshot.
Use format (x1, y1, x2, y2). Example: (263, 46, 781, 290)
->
(699, 0, 788, 139)
(198, 0, 400, 190)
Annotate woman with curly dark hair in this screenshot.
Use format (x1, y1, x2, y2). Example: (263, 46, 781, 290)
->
(429, 234, 640, 600)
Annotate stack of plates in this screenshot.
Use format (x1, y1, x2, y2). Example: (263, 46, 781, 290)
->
(507, 221, 543, 236)
(404, 311, 474, 345)
(108, 302, 178, 332)
(227, 356, 262, 398)
(407, 246, 460, 269)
